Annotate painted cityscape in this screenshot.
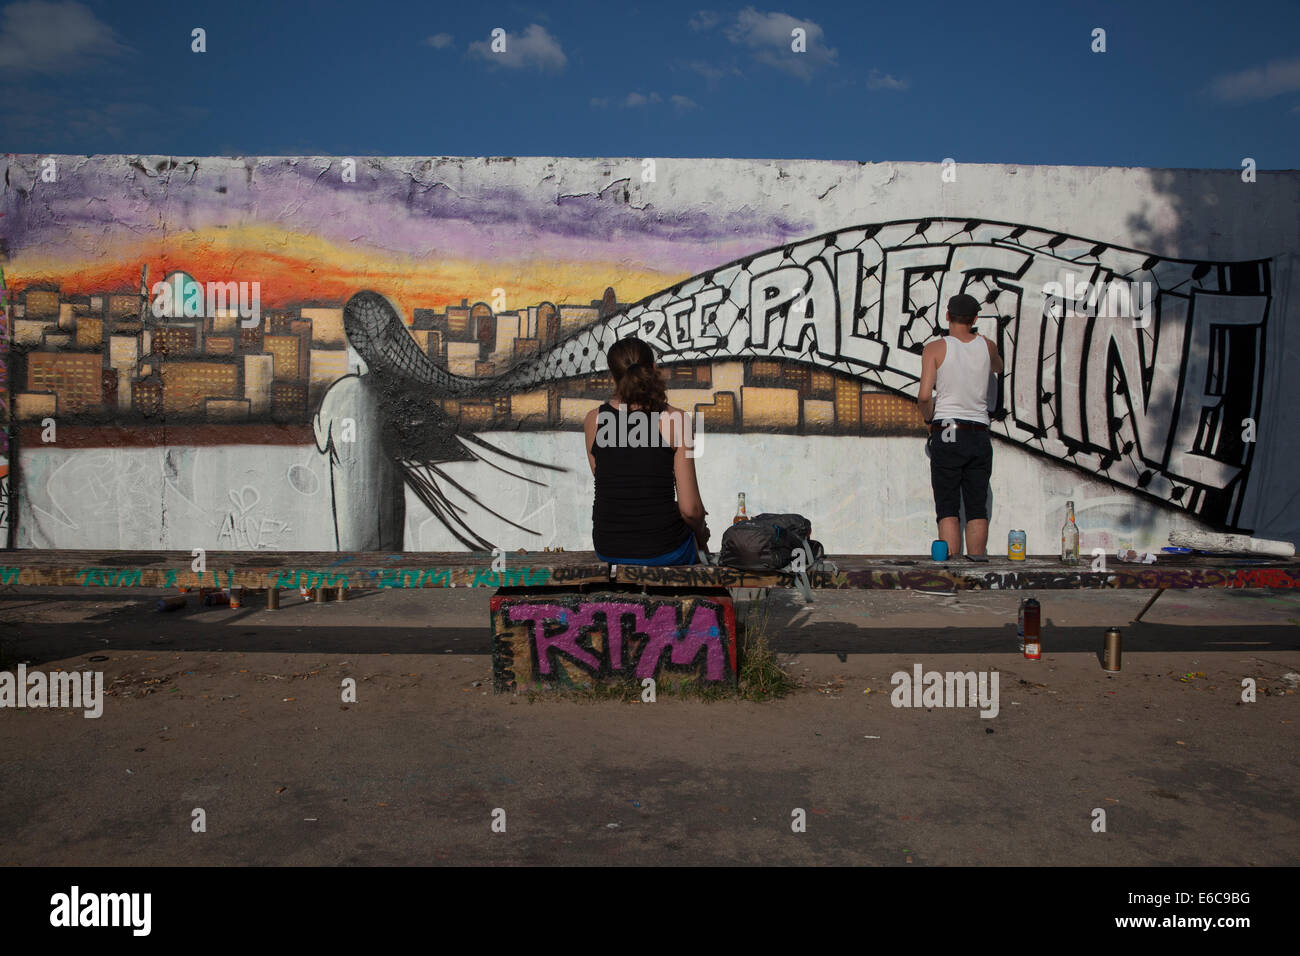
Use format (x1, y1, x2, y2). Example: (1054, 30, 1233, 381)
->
(3, 270, 924, 436)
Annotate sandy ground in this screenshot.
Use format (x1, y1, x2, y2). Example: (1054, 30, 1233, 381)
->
(0, 584, 1297, 866)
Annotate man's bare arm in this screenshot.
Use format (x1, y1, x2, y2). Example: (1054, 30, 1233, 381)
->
(918, 342, 939, 422)
(984, 335, 1005, 375)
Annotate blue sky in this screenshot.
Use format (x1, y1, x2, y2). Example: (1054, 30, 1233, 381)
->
(1, 0, 1298, 167)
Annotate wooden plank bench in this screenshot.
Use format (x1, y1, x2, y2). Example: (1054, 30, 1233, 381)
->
(8, 550, 1293, 592)
(4, 550, 1297, 693)
(612, 554, 1300, 592)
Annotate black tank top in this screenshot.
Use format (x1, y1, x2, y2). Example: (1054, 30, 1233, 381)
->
(590, 402, 691, 558)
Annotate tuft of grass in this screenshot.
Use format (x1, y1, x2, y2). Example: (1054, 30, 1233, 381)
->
(737, 596, 797, 701)
(525, 679, 639, 704)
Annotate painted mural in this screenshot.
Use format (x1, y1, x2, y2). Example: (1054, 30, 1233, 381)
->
(0, 156, 1292, 553)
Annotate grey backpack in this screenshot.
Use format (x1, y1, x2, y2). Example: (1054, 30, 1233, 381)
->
(716, 513, 830, 599)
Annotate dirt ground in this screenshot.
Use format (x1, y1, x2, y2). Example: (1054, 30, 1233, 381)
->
(1, 584, 1297, 866)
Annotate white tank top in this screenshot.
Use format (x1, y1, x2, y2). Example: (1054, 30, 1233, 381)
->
(933, 335, 991, 425)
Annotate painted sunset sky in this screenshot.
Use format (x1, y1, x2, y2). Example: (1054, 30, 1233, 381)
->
(1, 155, 818, 319)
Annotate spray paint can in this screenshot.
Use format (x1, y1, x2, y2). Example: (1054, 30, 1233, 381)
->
(1017, 598, 1027, 653)
(157, 594, 187, 612)
(1022, 597, 1042, 660)
(1103, 627, 1122, 671)
(229, 587, 243, 610)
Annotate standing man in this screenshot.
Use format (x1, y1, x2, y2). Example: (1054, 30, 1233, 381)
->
(917, 293, 1004, 558)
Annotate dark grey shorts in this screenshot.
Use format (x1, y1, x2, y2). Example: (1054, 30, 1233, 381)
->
(928, 426, 993, 521)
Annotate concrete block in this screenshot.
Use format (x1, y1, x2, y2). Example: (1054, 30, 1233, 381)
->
(491, 588, 737, 692)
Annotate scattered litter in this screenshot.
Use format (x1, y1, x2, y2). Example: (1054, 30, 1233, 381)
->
(863, 735, 881, 739)
(276, 786, 287, 794)
(605, 823, 620, 829)
(88, 655, 109, 662)
(282, 697, 296, 702)
(304, 818, 317, 822)
(1176, 740, 1186, 746)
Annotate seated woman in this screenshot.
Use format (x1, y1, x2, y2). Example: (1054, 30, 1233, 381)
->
(583, 337, 710, 565)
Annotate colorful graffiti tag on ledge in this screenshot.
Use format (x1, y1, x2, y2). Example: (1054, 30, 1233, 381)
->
(614, 560, 1300, 591)
(1, 555, 1298, 592)
(0, 553, 609, 590)
(490, 591, 739, 692)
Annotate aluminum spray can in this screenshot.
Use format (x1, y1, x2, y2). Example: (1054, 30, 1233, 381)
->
(1103, 627, 1122, 671)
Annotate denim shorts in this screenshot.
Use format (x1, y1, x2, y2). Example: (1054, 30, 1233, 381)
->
(596, 533, 698, 566)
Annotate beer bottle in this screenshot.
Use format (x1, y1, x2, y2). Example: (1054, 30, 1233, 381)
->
(733, 492, 748, 525)
(1061, 500, 1080, 565)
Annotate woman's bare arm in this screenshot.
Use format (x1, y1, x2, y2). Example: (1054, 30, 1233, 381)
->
(583, 408, 598, 475)
(664, 408, 709, 550)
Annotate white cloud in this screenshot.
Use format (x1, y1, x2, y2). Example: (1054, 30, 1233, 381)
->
(689, 10, 720, 30)
(1212, 56, 1300, 102)
(0, 0, 131, 72)
(468, 24, 566, 71)
(623, 91, 662, 107)
(723, 7, 837, 79)
(671, 94, 699, 110)
(867, 69, 909, 91)
(424, 33, 454, 49)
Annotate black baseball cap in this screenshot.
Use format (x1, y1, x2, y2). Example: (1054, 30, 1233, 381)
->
(947, 293, 980, 318)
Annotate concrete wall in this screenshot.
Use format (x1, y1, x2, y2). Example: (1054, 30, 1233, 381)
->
(2, 156, 1297, 553)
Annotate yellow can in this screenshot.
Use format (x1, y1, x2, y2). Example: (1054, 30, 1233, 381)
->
(1008, 529, 1027, 561)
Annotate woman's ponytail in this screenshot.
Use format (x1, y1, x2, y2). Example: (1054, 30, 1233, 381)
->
(607, 338, 668, 412)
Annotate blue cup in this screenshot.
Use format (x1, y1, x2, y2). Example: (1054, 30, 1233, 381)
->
(931, 539, 949, 561)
